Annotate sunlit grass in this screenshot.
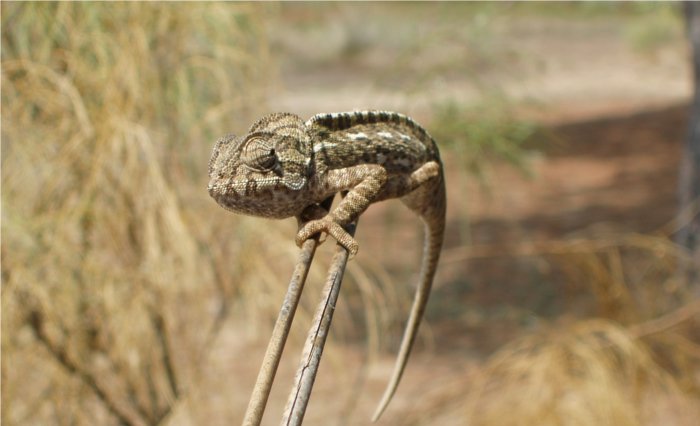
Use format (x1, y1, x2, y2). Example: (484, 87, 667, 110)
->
(1, 2, 284, 424)
(402, 319, 698, 426)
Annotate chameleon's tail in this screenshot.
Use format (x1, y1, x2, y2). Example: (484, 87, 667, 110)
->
(372, 178, 446, 422)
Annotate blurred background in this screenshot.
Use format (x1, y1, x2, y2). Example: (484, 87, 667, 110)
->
(2, 2, 699, 425)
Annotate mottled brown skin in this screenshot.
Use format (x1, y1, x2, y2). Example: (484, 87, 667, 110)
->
(208, 110, 446, 421)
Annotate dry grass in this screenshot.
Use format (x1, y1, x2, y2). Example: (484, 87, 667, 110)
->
(467, 320, 696, 426)
(442, 230, 696, 323)
(0, 3, 292, 425)
(406, 229, 700, 425)
(402, 319, 698, 426)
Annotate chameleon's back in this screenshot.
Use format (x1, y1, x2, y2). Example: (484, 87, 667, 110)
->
(307, 111, 440, 174)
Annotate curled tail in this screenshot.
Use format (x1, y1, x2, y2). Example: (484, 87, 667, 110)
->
(372, 174, 446, 422)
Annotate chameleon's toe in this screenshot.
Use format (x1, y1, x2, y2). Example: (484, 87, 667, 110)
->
(331, 224, 359, 255)
(296, 218, 359, 255)
(296, 219, 329, 248)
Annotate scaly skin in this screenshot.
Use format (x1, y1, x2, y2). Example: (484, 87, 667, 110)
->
(208, 110, 446, 421)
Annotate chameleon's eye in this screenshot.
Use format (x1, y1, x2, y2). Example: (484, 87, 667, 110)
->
(241, 135, 278, 171)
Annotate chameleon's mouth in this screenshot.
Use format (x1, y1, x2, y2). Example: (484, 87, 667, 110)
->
(207, 179, 230, 201)
(208, 177, 248, 201)
(207, 180, 242, 214)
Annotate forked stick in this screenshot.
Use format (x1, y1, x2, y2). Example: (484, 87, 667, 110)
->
(242, 196, 336, 426)
(281, 222, 357, 426)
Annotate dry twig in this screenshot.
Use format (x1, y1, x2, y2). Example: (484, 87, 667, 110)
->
(242, 237, 319, 426)
(241, 194, 356, 426)
(281, 222, 356, 426)
(242, 196, 337, 426)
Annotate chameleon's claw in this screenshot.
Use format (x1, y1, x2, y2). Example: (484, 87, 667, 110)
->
(296, 218, 359, 255)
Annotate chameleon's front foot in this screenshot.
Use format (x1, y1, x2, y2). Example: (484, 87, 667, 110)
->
(296, 217, 359, 255)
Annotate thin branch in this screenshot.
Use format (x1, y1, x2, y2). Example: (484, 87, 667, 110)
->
(281, 221, 356, 426)
(242, 196, 335, 426)
(241, 237, 319, 426)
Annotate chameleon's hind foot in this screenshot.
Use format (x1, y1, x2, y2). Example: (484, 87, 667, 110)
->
(296, 217, 359, 255)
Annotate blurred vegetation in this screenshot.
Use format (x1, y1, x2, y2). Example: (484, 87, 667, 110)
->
(403, 319, 698, 425)
(509, 2, 684, 57)
(428, 96, 542, 244)
(506, 1, 681, 18)
(1, 2, 283, 425)
(430, 96, 540, 181)
(623, 3, 684, 54)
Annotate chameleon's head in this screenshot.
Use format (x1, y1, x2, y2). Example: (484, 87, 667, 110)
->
(207, 113, 314, 218)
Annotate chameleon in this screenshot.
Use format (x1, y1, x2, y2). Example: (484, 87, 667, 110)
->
(207, 110, 446, 421)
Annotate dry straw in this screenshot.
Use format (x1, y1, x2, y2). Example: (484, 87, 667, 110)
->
(402, 228, 700, 425)
(401, 318, 699, 426)
(1, 3, 287, 424)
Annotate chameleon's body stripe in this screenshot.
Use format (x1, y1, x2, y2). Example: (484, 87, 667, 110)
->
(306, 110, 430, 141)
